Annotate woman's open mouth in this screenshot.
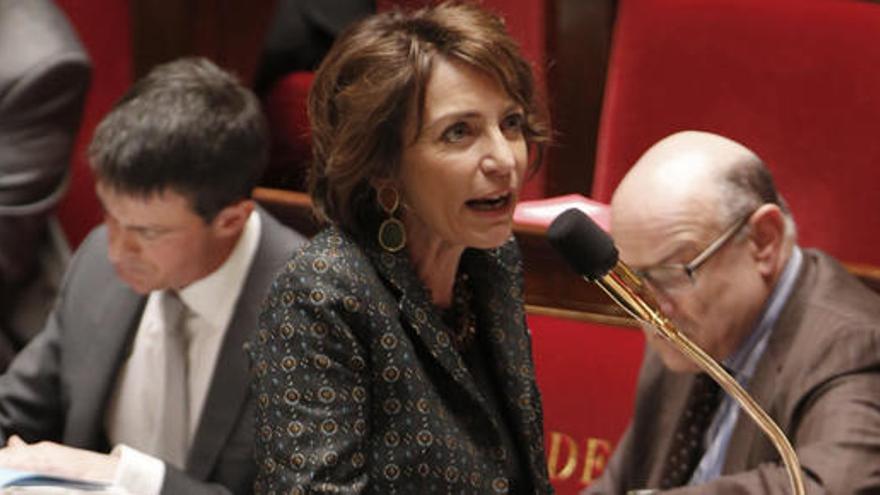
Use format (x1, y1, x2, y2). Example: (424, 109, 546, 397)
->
(466, 192, 512, 212)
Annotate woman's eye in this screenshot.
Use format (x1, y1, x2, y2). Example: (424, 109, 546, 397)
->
(501, 113, 525, 135)
(441, 122, 471, 143)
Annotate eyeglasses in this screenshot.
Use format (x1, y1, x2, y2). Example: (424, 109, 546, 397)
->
(633, 211, 754, 292)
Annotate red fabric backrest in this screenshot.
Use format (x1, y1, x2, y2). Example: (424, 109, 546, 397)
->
(263, 71, 315, 191)
(516, 195, 642, 493)
(594, 0, 880, 266)
(528, 314, 644, 493)
(55, 0, 133, 248)
(480, 0, 549, 201)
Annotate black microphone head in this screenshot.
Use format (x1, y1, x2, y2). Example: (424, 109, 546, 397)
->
(546, 208, 619, 280)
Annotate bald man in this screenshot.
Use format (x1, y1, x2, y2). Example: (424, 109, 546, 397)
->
(584, 131, 880, 494)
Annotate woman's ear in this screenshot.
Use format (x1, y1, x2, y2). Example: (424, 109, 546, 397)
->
(211, 199, 255, 237)
(748, 204, 786, 277)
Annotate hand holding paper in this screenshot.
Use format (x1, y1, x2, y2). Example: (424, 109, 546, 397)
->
(0, 436, 118, 486)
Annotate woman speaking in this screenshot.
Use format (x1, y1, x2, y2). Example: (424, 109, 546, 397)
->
(249, 2, 553, 493)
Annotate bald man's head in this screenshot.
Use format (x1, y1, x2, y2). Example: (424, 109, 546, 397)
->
(612, 131, 766, 232)
(609, 130, 794, 372)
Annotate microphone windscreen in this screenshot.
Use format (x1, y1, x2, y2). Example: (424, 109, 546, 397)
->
(546, 208, 619, 280)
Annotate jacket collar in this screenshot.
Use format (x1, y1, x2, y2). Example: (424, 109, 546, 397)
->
(724, 250, 811, 472)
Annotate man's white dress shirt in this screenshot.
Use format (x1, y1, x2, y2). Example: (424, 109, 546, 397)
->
(104, 212, 261, 495)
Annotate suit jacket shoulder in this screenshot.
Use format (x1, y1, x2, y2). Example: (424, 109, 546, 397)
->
(0, 0, 92, 353)
(719, 249, 880, 491)
(747, 249, 880, 432)
(259, 226, 387, 345)
(0, 0, 90, 111)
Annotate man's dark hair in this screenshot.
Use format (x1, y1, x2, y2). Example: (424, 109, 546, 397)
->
(723, 155, 791, 220)
(88, 57, 268, 222)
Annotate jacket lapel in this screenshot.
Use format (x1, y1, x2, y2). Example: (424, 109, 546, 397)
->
(72, 276, 144, 449)
(724, 257, 811, 473)
(186, 211, 296, 477)
(186, 298, 254, 478)
(369, 247, 492, 418)
(471, 243, 551, 489)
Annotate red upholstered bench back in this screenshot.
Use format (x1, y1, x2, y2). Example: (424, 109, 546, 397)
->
(528, 314, 643, 493)
(55, 0, 133, 248)
(514, 195, 643, 493)
(263, 71, 315, 191)
(594, 0, 880, 267)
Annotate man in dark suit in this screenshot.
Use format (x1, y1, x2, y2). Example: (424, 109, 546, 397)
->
(0, 57, 305, 494)
(584, 131, 880, 494)
(0, 0, 91, 368)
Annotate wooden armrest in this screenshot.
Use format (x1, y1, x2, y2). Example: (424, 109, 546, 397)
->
(843, 262, 880, 295)
(253, 187, 320, 237)
(253, 187, 880, 323)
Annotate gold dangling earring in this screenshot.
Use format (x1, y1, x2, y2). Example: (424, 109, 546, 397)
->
(377, 185, 406, 252)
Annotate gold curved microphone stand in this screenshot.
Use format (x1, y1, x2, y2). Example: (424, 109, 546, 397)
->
(594, 264, 806, 495)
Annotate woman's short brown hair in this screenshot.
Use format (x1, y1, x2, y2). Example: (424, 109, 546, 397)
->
(307, 1, 549, 238)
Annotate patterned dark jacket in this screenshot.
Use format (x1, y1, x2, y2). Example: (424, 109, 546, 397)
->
(249, 226, 553, 494)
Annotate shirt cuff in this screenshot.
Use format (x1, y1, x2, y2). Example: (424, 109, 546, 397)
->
(110, 444, 166, 495)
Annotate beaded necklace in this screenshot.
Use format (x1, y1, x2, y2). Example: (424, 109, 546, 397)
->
(443, 272, 477, 351)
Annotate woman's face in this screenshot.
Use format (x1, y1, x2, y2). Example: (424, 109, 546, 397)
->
(396, 57, 528, 252)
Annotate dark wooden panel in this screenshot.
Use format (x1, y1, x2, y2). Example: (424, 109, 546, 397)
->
(130, 0, 191, 79)
(130, 0, 276, 84)
(545, 0, 616, 197)
(255, 187, 880, 325)
(253, 187, 320, 238)
(517, 229, 634, 325)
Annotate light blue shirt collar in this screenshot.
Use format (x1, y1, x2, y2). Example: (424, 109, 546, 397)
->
(690, 246, 803, 484)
